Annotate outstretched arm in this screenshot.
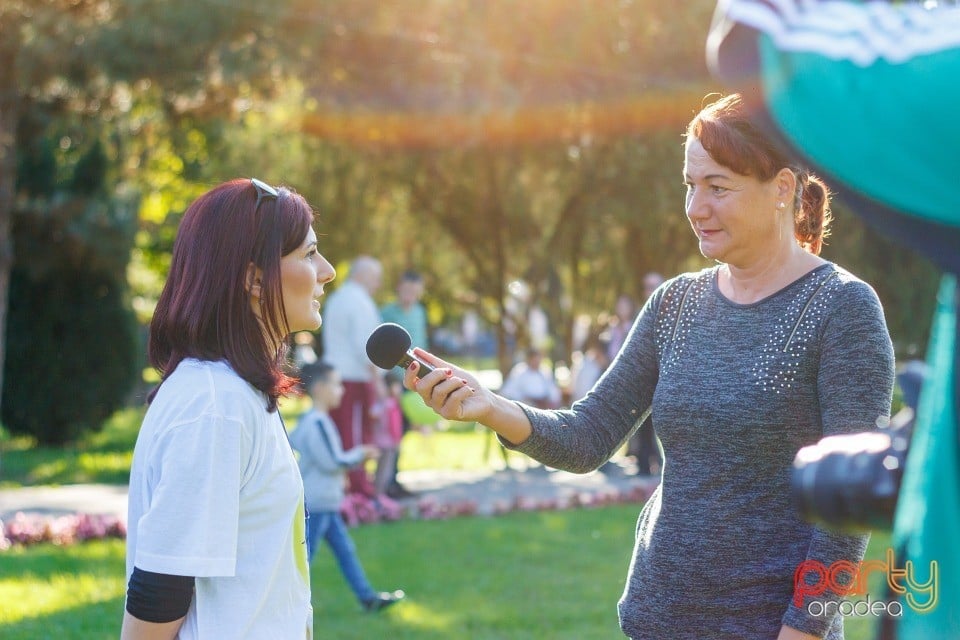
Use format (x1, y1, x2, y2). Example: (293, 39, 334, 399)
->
(403, 348, 532, 446)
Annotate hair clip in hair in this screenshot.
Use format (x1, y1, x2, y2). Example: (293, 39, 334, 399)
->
(251, 178, 280, 212)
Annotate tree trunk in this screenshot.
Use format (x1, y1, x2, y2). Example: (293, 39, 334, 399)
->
(0, 88, 18, 474)
(481, 153, 513, 379)
(0, 10, 23, 477)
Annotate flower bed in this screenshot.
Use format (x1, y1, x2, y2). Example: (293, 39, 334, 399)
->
(340, 482, 655, 524)
(0, 512, 126, 550)
(1, 483, 654, 549)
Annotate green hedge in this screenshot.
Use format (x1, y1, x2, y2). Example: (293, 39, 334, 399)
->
(2, 267, 139, 445)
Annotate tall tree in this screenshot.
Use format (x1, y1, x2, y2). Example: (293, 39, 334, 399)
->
(0, 0, 305, 444)
(291, 0, 717, 370)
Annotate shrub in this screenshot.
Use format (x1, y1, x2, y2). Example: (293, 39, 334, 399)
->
(2, 266, 140, 445)
(4, 132, 141, 446)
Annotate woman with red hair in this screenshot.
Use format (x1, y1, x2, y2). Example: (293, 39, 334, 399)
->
(121, 178, 335, 639)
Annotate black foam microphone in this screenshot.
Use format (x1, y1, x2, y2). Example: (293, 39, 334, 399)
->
(366, 323, 436, 376)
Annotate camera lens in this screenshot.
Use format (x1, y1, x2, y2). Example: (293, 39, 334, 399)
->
(791, 431, 908, 531)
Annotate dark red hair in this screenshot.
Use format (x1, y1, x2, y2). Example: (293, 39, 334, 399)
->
(148, 178, 314, 410)
(687, 93, 832, 254)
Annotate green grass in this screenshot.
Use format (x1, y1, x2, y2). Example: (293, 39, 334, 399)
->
(0, 408, 144, 488)
(0, 395, 898, 640)
(0, 399, 498, 488)
(0, 539, 128, 638)
(0, 506, 893, 640)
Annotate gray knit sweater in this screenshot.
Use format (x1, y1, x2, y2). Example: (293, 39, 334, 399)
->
(505, 264, 895, 639)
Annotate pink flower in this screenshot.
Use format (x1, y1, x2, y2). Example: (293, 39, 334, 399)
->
(374, 495, 404, 521)
(451, 500, 478, 517)
(0, 517, 11, 549)
(0, 511, 128, 550)
(514, 496, 539, 512)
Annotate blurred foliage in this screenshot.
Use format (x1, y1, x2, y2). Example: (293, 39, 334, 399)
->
(4, 93, 141, 444)
(0, 0, 941, 446)
(0, 0, 311, 427)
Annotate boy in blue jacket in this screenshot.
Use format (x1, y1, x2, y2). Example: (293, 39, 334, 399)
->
(289, 362, 405, 612)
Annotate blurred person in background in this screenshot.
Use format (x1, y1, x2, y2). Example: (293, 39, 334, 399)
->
(606, 294, 637, 364)
(321, 255, 384, 498)
(498, 348, 562, 410)
(626, 272, 666, 477)
(379, 269, 429, 498)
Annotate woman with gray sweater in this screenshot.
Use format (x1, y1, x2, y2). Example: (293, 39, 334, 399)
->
(404, 94, 894, 640)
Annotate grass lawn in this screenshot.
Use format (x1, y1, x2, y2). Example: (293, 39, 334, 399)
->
(0, 505, 892, 640)
(1, 398, 897, 639)
(0, 398, 498, 488)
(0, 408, 144, 488)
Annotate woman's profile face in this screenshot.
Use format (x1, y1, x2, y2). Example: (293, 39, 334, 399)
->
(279, 226, 336, 334)
(683, 138, 781, 267)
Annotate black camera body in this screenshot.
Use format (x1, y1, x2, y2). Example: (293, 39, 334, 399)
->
(790, 361, 926, 532)
(791, 412, 911, 531)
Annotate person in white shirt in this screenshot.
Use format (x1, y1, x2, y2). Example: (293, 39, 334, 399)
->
(320, 255, 384, 497)
(499, 349, 562, 410)
(122, 178, 336, 640)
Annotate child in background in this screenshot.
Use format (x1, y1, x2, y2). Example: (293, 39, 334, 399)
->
(289, 362, 405, 612)
(372, 372, 406, 497)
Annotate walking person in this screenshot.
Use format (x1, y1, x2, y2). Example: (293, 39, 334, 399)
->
(626, 272, 666, 477)
(122, 178, 336, 639)
(320, 256, 384, 498)
(379, 269, 430, 498)
(289, 362, 405, 612)
(403, 94, 895, 640)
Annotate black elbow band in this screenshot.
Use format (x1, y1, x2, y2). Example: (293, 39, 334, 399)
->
(126, 566, 195, 623)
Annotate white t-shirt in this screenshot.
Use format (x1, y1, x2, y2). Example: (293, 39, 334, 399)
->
(499, 363, 562, 407)
(126, 359, 312, 639)
(320, 280, 381, 382)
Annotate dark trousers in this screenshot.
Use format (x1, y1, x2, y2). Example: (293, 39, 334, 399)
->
(628, 424, 662, 476)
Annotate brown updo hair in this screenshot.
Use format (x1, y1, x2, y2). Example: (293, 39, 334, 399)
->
(686, 93, 832, 254)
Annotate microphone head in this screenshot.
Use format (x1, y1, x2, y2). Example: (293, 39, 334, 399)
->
(366, 323, 413, 369)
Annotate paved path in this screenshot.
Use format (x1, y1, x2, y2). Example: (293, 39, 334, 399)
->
(0, 460, 659, 522)
(0, 483, 130, 520)
(398, 464, 658, 516)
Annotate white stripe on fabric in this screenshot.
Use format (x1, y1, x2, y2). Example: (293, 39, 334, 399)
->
(718, 0, 960, 65)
